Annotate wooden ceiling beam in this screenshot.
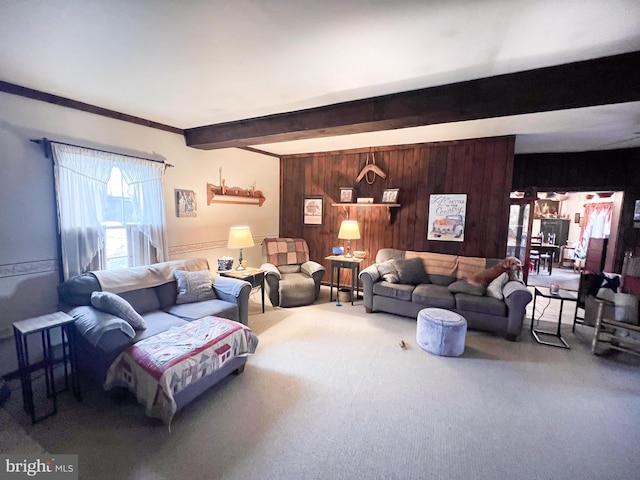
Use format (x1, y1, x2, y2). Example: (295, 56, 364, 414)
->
(184, 51, 640, 150)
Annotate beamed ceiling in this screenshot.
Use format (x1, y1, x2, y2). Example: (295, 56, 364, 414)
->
(1, 0, 640, 156)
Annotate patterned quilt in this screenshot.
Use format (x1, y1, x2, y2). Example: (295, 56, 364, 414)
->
(263, 238, 309, 266)
(104, 316, 258, 425)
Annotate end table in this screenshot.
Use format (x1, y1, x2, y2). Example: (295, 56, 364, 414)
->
(13, 311, 82, 424)
(325, 255, 364, 305)
(219, 267, 266, 313)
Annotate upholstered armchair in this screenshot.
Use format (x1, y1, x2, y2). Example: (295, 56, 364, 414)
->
(260, 238, 326, 307)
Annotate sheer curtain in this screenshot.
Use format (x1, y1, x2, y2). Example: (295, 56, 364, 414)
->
(52, 143, 168, 280)
(579, 202, 613, 242)
(118, 156, 167, 263)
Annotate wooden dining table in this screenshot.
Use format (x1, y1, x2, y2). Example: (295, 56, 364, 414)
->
(531, 243, 559, 274)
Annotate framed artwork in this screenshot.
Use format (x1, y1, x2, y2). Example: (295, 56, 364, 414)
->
(427, 194, 467, 242)
(339, 187, 354, 203)
(303, 196, 324, 225)
(381, 188, 399, 204)
(175, 189, 197, 217)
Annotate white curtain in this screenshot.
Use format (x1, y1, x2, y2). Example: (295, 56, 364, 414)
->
(118, 156, 167, 263)
(52, 143, 168, 280)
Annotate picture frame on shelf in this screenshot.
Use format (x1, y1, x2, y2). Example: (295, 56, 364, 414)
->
(339, 187, 354, 203)
(381, 188, 399, 204)
(303, 196, 324, 225)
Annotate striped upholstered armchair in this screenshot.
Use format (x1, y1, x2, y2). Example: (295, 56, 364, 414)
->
(260, 238, 325, 307)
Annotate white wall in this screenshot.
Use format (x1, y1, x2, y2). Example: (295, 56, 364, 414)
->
(0, 92, 279, 355)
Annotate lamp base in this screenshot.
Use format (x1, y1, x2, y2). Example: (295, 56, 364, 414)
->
(235, 264, 246, 271)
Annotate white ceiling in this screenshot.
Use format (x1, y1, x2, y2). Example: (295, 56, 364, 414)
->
(1, 0, 640, 155)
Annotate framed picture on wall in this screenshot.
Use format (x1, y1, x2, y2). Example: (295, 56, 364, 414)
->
(303, 196, 324, 225)
(175, 189, 197, 217)
(339, 187, 354, 203)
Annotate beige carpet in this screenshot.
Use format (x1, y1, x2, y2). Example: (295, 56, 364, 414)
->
(2, 287, 639, 480)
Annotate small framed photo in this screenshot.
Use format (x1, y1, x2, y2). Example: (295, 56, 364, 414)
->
(381, 188, 399, 204)
(303, 196, 324, 225)
(175, 189, 197, 217)
(339, 187, 354, 203)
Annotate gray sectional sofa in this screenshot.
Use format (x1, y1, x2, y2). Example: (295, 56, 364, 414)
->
(359, 249, 532, 341)
(58, 258, 253, 406)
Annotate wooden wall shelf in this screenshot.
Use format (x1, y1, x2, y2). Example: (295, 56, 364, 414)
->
(331, 203, 400, 223)
(331, 203, 400, 208)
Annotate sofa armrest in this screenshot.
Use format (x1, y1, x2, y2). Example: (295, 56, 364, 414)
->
(359, 265, 381, 311)
(260, 262, 281, 280)
(301, 260, 325, 278)
(213, 276, 252, 325)
(503, 287, 533, 340)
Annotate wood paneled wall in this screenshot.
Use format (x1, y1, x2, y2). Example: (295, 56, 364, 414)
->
(279, 136, 516, 278)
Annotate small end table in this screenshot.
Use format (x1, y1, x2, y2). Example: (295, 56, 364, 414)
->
(219, 267, 266, 313)
(325, 255, 364, 305)
(13, 311, 81, 424)
(531, 287, 578, 349)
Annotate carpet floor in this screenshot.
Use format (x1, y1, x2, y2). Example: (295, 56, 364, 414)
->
(2, 287, 639, 480)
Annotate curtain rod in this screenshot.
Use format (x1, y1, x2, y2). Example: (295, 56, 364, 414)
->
(30, 138, 174, 168)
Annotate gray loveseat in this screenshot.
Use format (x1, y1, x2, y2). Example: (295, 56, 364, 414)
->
(359, 249, 532, 341)
(58, 258, 253, 392)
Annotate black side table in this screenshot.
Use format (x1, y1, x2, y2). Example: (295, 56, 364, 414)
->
(219, 267, 266, 313)
(325, 255, 364, 305)
(13, 311, 81, 424)
(531, 287, 578, 349)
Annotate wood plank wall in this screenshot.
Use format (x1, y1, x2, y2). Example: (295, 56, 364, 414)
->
(278, 136, 516, 283)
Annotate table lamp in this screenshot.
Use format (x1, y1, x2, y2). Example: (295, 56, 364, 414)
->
(338, 220, 360, 258)
(227, 226, 254, 270)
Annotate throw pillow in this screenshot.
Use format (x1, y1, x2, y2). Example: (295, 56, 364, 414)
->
(448, 279, 486, 296)
(174, 269, 216, 305)
(393, 257, 428, 285)
(377, 260, 400, 283)
(486, 272, 508, 300)
(90, 291, 146, 330)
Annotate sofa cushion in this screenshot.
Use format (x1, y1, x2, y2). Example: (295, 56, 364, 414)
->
(448, 280, 486, 296)
(174, 270, 217, 304)
(70, 306, 136, 347)
(156, 281, 179, 309)
(455, 293, 508, 317)
(376, 260, 400, 283)
(427, 274, 456, 287)
(134, 311, 189, 342)
(412, 284, 455, 309)
(90, 291, 146, 330)
(373, 281, 415, 302)
(394, 257, 428, 285)
(119, 287, 161, 314)
(455, 294, 507, 317)
(165, 299, 239, 322)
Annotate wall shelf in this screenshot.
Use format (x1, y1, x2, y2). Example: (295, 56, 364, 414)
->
(331, 203, 400, 208)
(331, 203, 400, 223)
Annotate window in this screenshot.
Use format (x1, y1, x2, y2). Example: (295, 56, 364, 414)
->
(51, 142, 167, 280)
(97, 168, 156, 270)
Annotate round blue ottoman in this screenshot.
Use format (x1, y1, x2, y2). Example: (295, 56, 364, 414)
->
(416, 308, 467, 357)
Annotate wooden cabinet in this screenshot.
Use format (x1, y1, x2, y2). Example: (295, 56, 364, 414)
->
(540, 218, 570, 247)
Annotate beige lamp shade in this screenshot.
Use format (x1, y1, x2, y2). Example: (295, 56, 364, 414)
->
(338, 220, 360, 257)
(227, 226, 255, 249)
(227, 226, 254, 270)
(338, 220, 361, 240)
